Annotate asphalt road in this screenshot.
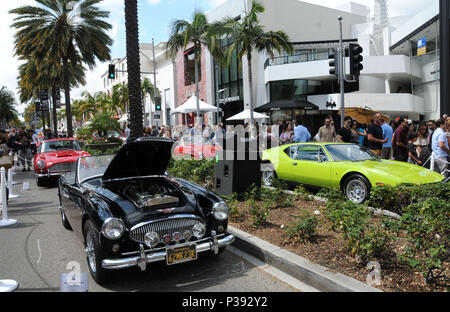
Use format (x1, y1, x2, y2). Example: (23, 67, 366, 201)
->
(0, 167, 301, 292)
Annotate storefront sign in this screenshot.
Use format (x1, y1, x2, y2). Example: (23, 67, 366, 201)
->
(417, 37, 427, 56)
(222, 96, 240, 103)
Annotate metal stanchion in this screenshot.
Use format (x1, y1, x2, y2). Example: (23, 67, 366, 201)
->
(0, 280, 19, 292)
(0, 167, 17, 227)
(7, 168, 19, 199)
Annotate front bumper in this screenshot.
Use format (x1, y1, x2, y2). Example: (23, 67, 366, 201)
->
(101, 232, 235, 270)
(35, 171, 72, 178)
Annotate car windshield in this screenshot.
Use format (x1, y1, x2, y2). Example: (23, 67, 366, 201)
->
(77, 154, 115, 183)
(41, 140, 80, 152)
(325, 144, 379, 161)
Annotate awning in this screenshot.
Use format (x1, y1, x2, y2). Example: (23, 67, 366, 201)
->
(254, 100, 319, 112)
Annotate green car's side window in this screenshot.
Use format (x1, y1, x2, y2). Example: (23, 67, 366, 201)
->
(286, 145, 329, 162)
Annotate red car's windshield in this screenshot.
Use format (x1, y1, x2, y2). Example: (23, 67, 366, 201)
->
(40, 140, 81, 153)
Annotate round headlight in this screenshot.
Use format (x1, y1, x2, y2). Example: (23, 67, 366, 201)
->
(193, 223, 206, 239)
(37, 160, 45, 169)
(144, 232, 160, 248)
(212, 202, 229, 221)
(101, 218, 125, 240)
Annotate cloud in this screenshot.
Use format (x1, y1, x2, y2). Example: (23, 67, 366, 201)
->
(148, 0, 162, 5)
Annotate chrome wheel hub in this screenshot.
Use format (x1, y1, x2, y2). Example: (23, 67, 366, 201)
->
(86, 234, 96, 273)
(262, 169, 274, 186)
(346, 180, 366, 204)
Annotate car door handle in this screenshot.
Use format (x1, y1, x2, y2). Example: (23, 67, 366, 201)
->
(292, 163, 297, 166)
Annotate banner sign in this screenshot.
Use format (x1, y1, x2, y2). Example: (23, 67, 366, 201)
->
(417, 37, 427, 56)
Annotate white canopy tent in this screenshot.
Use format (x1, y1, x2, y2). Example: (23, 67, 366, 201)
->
(226, 109, 269, 121)
(171, 95, 218, 114)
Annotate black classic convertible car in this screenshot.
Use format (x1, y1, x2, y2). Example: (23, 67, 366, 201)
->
(58, 137, 234, 284)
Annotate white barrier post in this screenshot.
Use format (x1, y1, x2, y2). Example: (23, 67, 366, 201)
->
(8, 168, 18, 185)
(7, 168, 19, 199)
(0, 167, 17, 227)
(0, 280, 19, 292)
(430, 152, 435, 172)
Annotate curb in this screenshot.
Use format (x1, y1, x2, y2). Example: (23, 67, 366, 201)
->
(228, 226, 382, 292)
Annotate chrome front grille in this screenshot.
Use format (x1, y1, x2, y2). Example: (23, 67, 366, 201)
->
(129, 215, 205, 244)
(48, 162, 76, 173)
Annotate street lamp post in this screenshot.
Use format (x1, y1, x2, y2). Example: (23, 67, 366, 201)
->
(338, 16, 345, 128)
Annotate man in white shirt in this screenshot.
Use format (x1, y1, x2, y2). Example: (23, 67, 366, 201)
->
(431, 118, 449, 177)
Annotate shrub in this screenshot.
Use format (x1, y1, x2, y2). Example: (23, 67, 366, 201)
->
(167, 158, 215, 186)
(286, 210, 319, 241)
(293, 185, 314, 201)
(317, 187, 346, 202)
(249, 199, 270, 227)
(324, 200, 394, 261)
(399, 198, 450, 283)
(223, 193, 246, 222)
(367, 183, 450, 214)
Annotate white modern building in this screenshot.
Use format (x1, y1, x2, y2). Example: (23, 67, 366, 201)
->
(101, 42, 177, 128)
(201, 0, 442, 134)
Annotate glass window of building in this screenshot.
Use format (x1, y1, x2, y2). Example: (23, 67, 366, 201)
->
(184, 48, 201, 86)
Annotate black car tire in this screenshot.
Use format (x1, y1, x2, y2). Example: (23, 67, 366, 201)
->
(36, 177, 46, 187)
(343, 174, 371, 204)
(84, 220, 110, 285)
(261, 163, 277, 187)
(60, 208, 72, 230)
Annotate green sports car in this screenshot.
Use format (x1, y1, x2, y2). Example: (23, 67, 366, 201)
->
(261, 142, 445, 204)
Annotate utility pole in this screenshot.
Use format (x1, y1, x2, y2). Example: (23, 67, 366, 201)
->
(152, 38, 157, 126)
(338, 16, 345, 128)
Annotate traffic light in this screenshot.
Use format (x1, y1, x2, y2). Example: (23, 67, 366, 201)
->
(108, 64, 115, 79)
(154, 96, 161, 111)
(328, 49, 339, 77)
(348, 43, 363, 77)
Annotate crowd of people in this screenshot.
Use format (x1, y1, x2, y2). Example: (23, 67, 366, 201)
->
(0, 127, 62, 172)
(260, 112, 450, 177)
(2, 112, 449, 177)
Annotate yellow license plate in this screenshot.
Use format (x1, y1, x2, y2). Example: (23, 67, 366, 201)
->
(166, 243, 197, 265)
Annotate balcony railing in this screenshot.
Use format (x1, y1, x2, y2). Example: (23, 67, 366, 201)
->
(264, 53, 329, 69)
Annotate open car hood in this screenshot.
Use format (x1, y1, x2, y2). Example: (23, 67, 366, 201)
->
(102, 137, 174, 181)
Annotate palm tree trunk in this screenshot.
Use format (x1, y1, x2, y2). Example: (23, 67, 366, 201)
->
(125, 0, 143, 140)
(247, 52, 254, 127)
(51, 84, 58, 137)
(62, 57, 73, 137)
(195, 56, 200, 125)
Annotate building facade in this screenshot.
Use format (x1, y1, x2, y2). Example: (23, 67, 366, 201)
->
(101, 42, 177, 128)
(199, 0, 445, 134)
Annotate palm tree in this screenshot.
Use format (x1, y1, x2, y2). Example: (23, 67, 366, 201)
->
(112, 83, 129, 117)
(167, 11, 222, 126)
(10, 0, 112, 137)
(141, 77, 159, 124)
(211, 0, 293, 126)
(17, 56, 86, 136)
(124, 0, 142, 140)
(0, 86, 17, 129)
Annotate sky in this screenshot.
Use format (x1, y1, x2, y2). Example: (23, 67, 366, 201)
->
(0, 0, 434, 117)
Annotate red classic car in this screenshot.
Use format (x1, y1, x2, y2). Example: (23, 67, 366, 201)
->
(34, 138, 90, 186)
(173, 137, 222, 160)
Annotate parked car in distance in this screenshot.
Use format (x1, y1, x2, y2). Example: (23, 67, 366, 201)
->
(262, 142, 445, 204)
(58, 137, 234, 284)
(173, 136, 222, 160)
(34, 138, 90, 187)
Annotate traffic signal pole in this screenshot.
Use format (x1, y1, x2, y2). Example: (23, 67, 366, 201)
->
(338, 16, 345, 128)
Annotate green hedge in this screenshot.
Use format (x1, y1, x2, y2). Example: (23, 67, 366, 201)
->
(166, 158, 215, 188)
